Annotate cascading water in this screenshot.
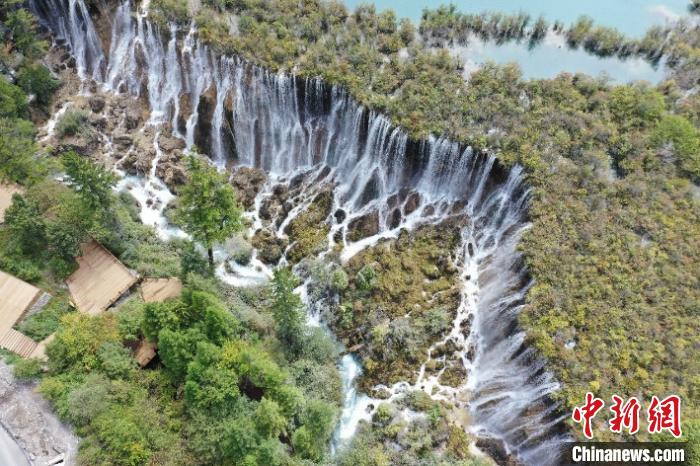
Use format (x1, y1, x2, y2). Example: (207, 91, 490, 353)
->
(30, 0, 571, 463)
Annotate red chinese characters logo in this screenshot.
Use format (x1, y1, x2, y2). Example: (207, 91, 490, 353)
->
(572, 393, 682, 439)
(572, 392, 605, 439)
(648, 395, 682, 438)
(609, 395, 640, 434)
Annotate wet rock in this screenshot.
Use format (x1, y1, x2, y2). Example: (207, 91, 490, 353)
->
(125, 109, 141, 130)
(230, 166, 267, 209)
(119, 149, 155, 175)
(347, 210, 380, 242)
(334, 209, 347, 223)
(89, 114, 107, 130)
(89, 95, 105, 113)
(155, 151, 187, 192)
(475, 437, 520, 466)
(371, 386, 392, 400)
(359, 170, 381, 204)
(194, 85, 217, 155)
(388, 208, 401, 229)
(113, 134, 133, 150)
(251, 229, 288, 264)
(404, 192, 421, 215)
(159, 134, 186, 152)
(272, 183, 288, 200)
(177, 93, 193, 135)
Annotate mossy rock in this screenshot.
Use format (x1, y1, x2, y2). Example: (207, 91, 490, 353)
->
(337, 219, 463, 388)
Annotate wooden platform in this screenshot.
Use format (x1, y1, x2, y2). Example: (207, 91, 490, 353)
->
(0, 271, 42, 336)
(0, 329, 37, 358)
(0, 183, 22, 223)
(134, 340, 157, 367)
(66, 240, 138, 315)
(141, 278, 182, 303)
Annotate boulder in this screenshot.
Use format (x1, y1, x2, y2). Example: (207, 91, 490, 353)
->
(230, 166, 267, 209)
(251, 229, 288, 264)
(347, 210, 380, 242)
(159, 134, 186, 152)
(155, 151, 188, 192)
(88, 95, 105, 113)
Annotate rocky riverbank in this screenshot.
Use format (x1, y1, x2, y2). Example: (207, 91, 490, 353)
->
(0, 361, 78, 466)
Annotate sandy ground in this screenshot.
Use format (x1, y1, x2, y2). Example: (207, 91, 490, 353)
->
(0, 361, 78, 466)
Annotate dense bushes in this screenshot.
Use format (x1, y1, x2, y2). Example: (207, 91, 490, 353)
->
(33, 281, 342, 465)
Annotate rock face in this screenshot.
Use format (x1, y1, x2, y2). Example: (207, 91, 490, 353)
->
(251, 229, 288, 264)
(0, 361, 78, 465)
(155, 151, 188, 192)
(347, 210, 380, 242)
(230, 166, 267, 209)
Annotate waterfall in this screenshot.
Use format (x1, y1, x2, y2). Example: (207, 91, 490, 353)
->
(30, 0, 571, 463)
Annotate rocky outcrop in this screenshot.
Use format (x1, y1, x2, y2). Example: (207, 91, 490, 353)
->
(230, 166, 266, 209)
(155, 150, 187, 192)
(251, 229, 288, 264)
(0, 362, 78, 466)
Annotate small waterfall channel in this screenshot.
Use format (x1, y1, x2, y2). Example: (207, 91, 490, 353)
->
(29, 0, 571, 462)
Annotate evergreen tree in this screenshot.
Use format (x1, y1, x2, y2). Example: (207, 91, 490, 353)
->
(271, 267, 305, 355)
(62, 151, 117, 212)
(177, 154, 243, 267)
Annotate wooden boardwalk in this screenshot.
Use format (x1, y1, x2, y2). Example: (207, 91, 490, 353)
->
(141, 278, 182, 303)
(66, 240, 138, 315)
(0, 329, 37, 358)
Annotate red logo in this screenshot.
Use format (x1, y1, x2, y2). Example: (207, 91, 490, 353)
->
(609, 395, 640, 434)
(572, 393, 682, 439)
(572, 392, 605, 439)
(647, 395, 682, 438)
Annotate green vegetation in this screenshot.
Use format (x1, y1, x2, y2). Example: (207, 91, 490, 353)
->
(338, 392, 489, 466)
(146, 0, 700, 447)
(285, 188, 333, 263)
(55, 109, 92, 138)
(176, 154, 244, 267)
(35, 282, 341, 465)
(323, 222, 461, 388)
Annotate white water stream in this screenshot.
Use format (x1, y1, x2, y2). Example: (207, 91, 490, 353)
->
(30, 0, 571, 462)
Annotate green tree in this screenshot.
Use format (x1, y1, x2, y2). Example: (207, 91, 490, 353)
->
(255, 397, 287, 438)
(62, 151, 117, 212)
(0, 117, 42, 183)
(3, 194, 46, 255)
(651, 114, 700, 179)
(271, 267, 305, 354)
(0, 79, 28, 118)
(177, 154, 243, 267)
(17, 63, 61, 107)
(5, 9, 47, 59)
(184, 342, 240, 414)
(292, 399, 337, 461)
(45, 192, 98, 276)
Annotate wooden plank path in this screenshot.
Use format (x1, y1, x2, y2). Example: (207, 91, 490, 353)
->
(66, 240, 138, 315)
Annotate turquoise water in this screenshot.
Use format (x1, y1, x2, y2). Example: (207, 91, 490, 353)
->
(344, 0, 689, 36)
(343, 0, 691, 81)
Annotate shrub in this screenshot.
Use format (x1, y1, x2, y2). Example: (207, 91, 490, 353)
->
(55, 109, 91, 138)
(13, 358, 43, 380)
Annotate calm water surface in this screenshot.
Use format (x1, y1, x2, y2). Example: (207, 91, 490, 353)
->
(343, 0, 691, 81)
